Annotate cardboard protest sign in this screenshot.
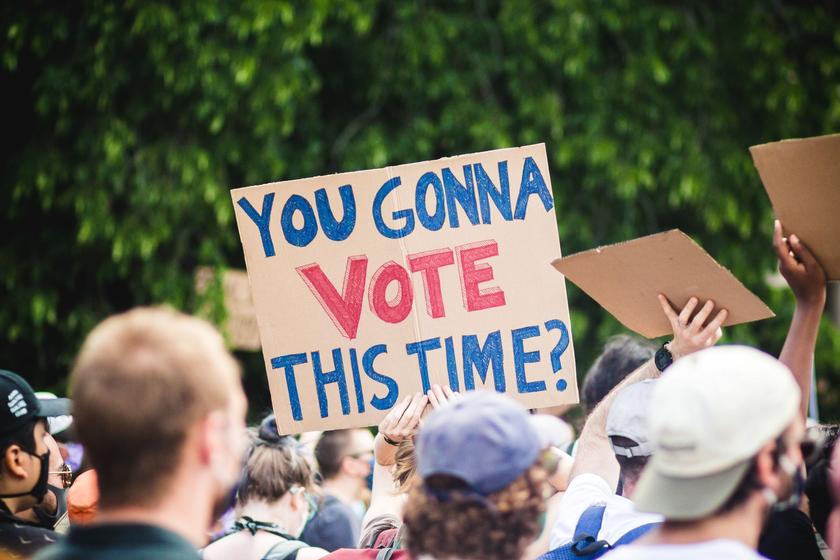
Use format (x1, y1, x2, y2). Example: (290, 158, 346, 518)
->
(195, 267, 261, 351)
(232, 144, 577, 433)
(552, 230, 774, 338)
(750, 133, 840, 280)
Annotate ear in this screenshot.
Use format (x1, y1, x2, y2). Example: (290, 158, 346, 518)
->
(196, 411, 226, 466)
(3, 445, 29, 480)
(288, 490, 305, 512)
(754, 442, 780, 490)
(339, 455, 355, 476)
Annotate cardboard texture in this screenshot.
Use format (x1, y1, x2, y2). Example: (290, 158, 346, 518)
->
(750, 133, 840, 280)
(232, 144, 578, 433)
(552, 230, 774, 338)
(195, 267, 261, 351)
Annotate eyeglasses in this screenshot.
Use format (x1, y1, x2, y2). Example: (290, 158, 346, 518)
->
(49, 463, 73, 488)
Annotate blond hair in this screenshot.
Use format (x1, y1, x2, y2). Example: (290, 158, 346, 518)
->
(71, 307, 241, 508)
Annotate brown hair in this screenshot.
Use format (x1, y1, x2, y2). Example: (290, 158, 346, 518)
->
(238, 424, 317, 505)
(71, 307, 240, 508)
(403, 465, 546, 560)
(314, 430, 354, 480)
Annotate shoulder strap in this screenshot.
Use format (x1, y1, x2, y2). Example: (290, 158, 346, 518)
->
(261, 538, 308, 560)
(376, 549, 395, 560)
(536, 504, 610, 560)
(570, 504, 611, 557)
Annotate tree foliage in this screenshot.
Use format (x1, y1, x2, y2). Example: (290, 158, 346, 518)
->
(2, 1, 839, 417)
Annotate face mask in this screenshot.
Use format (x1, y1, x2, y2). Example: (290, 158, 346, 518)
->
(763, 454, 804, 512)
(0, 449, 50, 503)
(33, 484, 67, 529)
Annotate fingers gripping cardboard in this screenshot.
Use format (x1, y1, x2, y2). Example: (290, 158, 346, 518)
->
(552, 230, 774, 338)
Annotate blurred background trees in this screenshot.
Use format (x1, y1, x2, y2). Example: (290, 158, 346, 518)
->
(2, 0, 839, 419)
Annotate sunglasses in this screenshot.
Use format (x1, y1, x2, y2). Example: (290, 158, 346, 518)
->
(49, 463, 73, 488)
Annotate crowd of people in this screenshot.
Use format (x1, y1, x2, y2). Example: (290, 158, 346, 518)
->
(1, 219, 838, 560)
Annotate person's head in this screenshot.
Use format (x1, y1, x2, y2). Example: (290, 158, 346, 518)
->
(803, 423, 839, 537)
(237, 414, 317, 538)
(0, 370, 71, 513)
(314, 428, 374, 485)
(606, 379, 657, 498)
(582, 335, 656, 412)
(70, 307, 248, 520)
(67, 469, 99, 525)
(403, 391, 556, 560)
(634, 346, 804, 526)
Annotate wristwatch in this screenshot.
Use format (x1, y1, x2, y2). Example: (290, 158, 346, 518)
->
(655, 344, 673, 372)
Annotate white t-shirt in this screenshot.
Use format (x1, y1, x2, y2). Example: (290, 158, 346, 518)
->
(602, 539, 766, 559)
(549, 473, 662, 549)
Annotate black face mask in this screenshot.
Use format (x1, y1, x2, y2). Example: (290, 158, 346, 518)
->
(0, 449, 50, 503)
(33, 484, 67, 529)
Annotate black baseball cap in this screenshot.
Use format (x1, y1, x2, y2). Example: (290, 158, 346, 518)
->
(0, 370, 72, 439)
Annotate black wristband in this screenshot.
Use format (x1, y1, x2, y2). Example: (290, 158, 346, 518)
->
(655, 344, 673, 372)
(382, 435, 400, 446)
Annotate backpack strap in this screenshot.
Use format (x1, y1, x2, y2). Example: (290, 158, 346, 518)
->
(376, 549, 395, 560)
(261, 538, 308, 560)
(570, 504, 611, 557)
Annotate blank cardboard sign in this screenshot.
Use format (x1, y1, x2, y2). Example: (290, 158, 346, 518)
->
(552, 230, 774, 338)
(750, 133, 840, 280)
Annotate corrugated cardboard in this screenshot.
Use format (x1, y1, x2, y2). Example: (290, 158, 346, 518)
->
(195, 267, 261, 351)
(232, 144, 578, 433)
(552, 230, 774, 338)
(750, 133, 840, 280)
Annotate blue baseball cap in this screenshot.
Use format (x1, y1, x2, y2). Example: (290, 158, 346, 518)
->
(416, 391, 563, 496)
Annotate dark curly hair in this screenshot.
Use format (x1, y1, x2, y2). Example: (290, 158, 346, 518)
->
(403, 465, 546, 560)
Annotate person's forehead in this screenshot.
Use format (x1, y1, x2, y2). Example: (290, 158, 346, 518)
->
(34, 418, 48, 435)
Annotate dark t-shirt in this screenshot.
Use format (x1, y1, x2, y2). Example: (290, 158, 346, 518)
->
(301, 494, 360, 551)
(0, 502, 62, 558)
(33, 522, 199, 560)
(758, 508, 822, 560)
(0, 519, 61, 558)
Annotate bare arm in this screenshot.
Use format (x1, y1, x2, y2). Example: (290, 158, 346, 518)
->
(374, 393, 427, 466)
(774, 220, 827, 419)
(569, 296, 728, 488)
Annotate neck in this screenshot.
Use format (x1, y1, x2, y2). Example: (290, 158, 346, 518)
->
(0, 495, 31, 515)
(239, 499, 299, 536)
(95, 470, 215, 547)
(647, 498, 765, 549)
(321, 475, 360, 504)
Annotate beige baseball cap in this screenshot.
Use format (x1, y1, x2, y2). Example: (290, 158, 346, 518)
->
(633, 345, 800, 520)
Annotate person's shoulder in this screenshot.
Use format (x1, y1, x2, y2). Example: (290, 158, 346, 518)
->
(0, 523, 62, 558)
(564, 472, 615, 500)
(358, 514, 400, 548)
(602, 540, 765, 560)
